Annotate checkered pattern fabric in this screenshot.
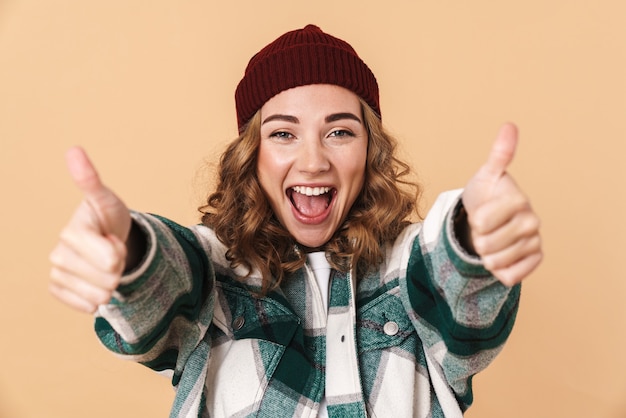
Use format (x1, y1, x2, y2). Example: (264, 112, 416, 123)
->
(95, 190, 520, 417)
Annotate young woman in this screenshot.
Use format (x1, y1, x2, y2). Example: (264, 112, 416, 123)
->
(49, 25, 542, 418)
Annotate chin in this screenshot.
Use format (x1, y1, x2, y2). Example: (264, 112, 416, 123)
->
(292, 232, 331, 250)
(295, 238, 327, 249)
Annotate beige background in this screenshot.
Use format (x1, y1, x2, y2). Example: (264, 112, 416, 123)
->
(1, 1, 625, 417)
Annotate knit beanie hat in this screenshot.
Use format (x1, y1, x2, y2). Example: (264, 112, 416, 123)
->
(235, 24, 380, 132)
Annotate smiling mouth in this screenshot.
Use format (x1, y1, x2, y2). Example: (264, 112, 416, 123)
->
(288, 186, 335, 217)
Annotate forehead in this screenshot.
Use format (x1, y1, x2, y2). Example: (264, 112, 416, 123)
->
(260, 84, 362, 116)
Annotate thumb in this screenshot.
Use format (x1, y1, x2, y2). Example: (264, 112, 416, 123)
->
(65, 146, 108, 201)
(481, 122, 518, 179)
(65, 147, 131, 240)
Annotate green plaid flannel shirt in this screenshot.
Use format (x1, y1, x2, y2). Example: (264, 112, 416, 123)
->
(95, 191, 520, 417)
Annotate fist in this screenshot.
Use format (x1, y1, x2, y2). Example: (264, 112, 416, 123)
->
(462, 123, 543, 286)
(49, 148, 131, 313)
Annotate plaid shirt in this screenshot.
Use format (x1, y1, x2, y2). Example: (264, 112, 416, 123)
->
(96, 190, 520, 417)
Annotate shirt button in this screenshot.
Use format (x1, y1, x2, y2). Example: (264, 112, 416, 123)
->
(383, 321, 399, 336)
(232, 316, 245, 330)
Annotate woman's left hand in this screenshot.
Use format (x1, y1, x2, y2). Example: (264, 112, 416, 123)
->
(461, 123, 543, 286)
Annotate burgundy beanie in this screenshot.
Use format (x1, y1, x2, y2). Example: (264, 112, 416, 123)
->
(234, 24, 380, 132)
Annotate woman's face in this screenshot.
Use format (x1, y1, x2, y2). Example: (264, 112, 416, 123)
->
(257, 84, 368, 249)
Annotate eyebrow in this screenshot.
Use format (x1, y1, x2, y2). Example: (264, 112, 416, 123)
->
(261, 112, 362, 125)
(325, 112, 362, 124)
(261, 114, 299, 125)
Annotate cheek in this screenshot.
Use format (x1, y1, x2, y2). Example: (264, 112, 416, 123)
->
(257, 145, 276, 183)
(256, 145, 288, 198)
(337, 149, 367, 209)
(346, 148, 368, 188)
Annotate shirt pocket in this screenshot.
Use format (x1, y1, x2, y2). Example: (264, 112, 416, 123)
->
(215, 282, 300, 345)
(206, 284, 301, 417)
(357, 290, 416, 354)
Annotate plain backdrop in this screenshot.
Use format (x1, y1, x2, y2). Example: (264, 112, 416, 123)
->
(1, 1, 625, 417)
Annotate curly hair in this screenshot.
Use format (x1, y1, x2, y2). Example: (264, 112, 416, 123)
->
(200, 101, 420, 293)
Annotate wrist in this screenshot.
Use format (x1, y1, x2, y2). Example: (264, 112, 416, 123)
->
(453, 204, 479, 257)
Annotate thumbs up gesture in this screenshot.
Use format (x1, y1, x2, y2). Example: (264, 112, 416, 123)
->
(49, 148, 132, 313)
(462, 123, 542, 286)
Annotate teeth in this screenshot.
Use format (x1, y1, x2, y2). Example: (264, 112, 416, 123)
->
(292, 186, 331, 196)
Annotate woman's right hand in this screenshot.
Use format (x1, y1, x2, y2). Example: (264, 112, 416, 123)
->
(49, 147, 132, 313)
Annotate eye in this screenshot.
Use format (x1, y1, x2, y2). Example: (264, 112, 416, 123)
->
(269, 131, 295, 140)
(328, 129, 355, 138)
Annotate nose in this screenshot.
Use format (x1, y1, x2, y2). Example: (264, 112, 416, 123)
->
(296, 138, 330, 175)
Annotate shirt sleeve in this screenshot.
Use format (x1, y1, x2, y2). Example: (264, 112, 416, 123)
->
(94, 211, 216, 385)
(400, 190, 521, 409)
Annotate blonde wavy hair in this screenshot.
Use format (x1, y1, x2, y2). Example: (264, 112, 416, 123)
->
(201, 100, 420, 293)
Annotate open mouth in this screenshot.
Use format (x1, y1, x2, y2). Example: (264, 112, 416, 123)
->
(287, 186, 335, 218)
